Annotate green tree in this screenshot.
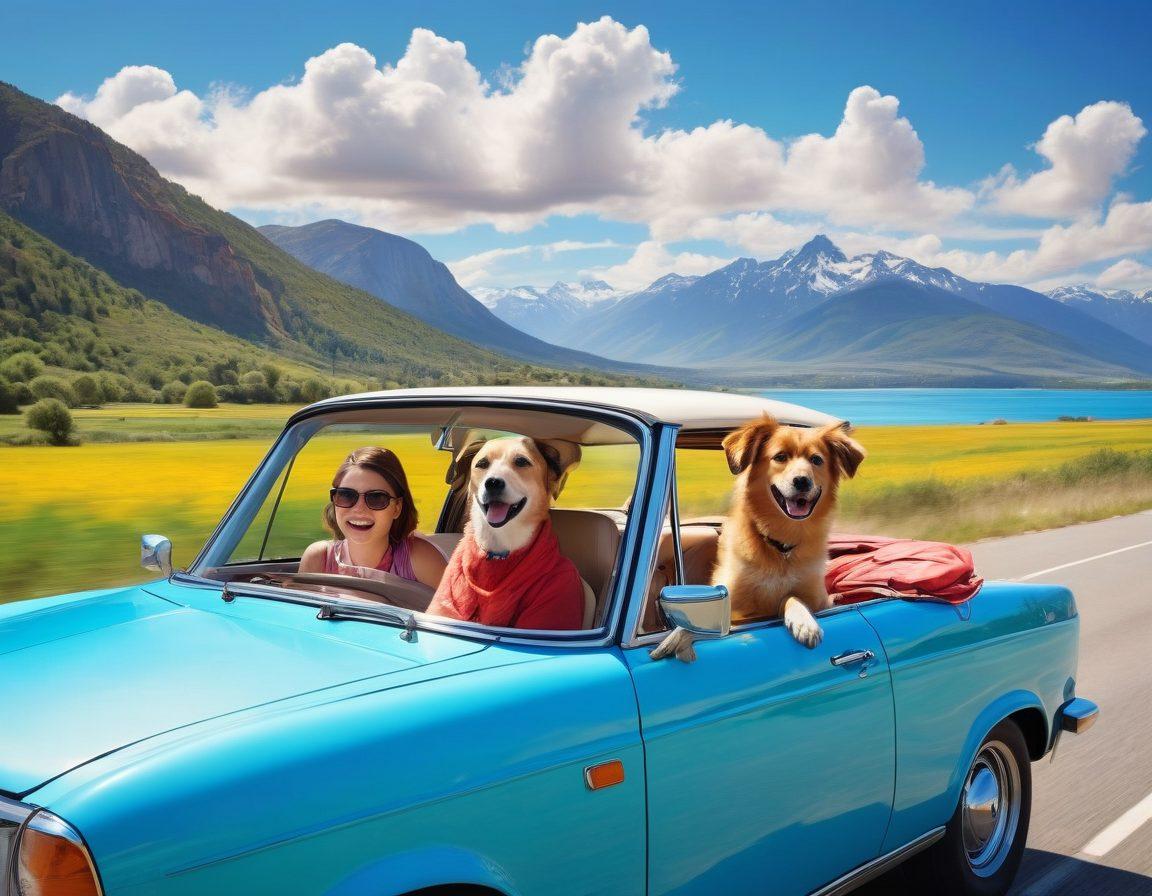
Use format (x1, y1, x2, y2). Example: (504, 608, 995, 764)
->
(29, 375, 78, 407)
(96, 372, 125, 403)
(0, 351, 45, 383)
(240, 370, 273, 403)
(184, 380, 218, 408)
(260, 363, 282, 390)
(299, 377, 330, 404)
(72, 374, 102, 407)
(160, 380, 187, 404)
(26, 399, 75, 445)
(0, 377, 19, 414)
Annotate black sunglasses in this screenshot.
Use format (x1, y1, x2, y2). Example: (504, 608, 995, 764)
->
(329, 487, 398, 511)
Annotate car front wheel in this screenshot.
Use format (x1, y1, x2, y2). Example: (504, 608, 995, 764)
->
(904, 719, 1032, 896)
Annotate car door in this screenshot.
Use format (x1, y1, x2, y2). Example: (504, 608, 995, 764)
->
(624, 605, 896, 896)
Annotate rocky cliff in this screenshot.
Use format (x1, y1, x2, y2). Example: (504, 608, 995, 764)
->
(0, 82, 279, 337)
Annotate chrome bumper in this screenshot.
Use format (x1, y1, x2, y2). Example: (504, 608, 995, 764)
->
(1059, 697, 1100, 735)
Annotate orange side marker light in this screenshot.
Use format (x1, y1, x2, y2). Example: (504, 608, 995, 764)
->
(584, 759, 625, 790)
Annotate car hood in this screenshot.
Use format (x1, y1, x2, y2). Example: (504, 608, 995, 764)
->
(0, 584, 485, 796)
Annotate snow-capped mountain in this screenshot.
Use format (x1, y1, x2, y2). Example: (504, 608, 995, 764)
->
(555, 236, 1152, 375)
(719, 234, 969, 302)
(1048, 284, 1152, 306)
(1048, 284, 1152, 347)
(475, 280, 622, 344)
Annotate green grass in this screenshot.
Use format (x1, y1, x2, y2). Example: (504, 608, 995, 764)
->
(0, 402, 294, 445)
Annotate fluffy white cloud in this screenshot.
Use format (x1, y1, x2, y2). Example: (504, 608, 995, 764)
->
(448, 239, 621, 287)
(54, 21, 1150, 291)
(893, 200, 1152, 286)
(578, 241, 733, 292)
(57, 24, 976, 236)
(57, 20, 680, 231)
(57, 65, 212, 179)
(1096, 258, 1152, 292)
(779, 87, 973, 227)
(987, 101, 1146, 219)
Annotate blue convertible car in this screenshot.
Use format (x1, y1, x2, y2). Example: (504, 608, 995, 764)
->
(1, 388, 1097, 896)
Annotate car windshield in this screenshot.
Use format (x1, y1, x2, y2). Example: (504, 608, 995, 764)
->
(190, 401, 646, 634)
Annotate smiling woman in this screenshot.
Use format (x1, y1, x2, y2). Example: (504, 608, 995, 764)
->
(297, 445, 446, 589)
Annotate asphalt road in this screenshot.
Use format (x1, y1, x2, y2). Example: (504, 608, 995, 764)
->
(860, 510, 1152, 895)
(969, 510, 1152, 896)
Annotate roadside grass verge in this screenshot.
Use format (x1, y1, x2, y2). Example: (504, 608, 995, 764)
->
(837, 449, 1152, 543)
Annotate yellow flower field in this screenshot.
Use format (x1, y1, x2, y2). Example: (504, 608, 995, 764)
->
(2, 417, 1150, 604)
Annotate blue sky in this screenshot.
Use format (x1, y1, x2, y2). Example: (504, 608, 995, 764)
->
(4, 0, 1151, 292)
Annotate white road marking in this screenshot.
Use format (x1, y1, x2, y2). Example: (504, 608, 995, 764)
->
(1081, 791, 1152, 857)
(1020, 791, 1152, 894)
(1017, 539, 1152, 581)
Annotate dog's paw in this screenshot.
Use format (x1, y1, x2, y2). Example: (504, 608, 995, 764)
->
(783, 599, 823, 649)
(650, 627, 698, 663)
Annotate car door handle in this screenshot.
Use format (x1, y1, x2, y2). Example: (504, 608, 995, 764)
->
(830, 649, 876, 667)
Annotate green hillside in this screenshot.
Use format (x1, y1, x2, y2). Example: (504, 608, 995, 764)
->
(0, 211, 324, 384)
(0, 81, 656, 390)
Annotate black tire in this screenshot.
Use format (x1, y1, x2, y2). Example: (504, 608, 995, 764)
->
(902, 719, 1032, 896)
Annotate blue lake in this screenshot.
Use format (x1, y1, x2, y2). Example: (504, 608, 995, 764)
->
(754, 389, 1152, 426)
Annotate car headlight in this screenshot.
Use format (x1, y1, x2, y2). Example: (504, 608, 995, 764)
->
(1, 798, 102, 896)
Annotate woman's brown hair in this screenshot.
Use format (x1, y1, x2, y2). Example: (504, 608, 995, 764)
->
(323, 446, 418, 545)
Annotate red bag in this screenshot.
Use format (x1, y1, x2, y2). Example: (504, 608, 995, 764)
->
(826, 534, 983, 605)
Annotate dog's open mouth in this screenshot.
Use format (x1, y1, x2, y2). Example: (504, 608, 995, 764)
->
(771, 485, 822, 520)
(480, 496, 527, 528)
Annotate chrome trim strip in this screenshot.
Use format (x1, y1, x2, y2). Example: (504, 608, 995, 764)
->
(808, 826, 946, 896)
(1059, 697, 1099, 734)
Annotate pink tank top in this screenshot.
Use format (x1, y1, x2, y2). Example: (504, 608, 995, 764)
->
(322, 536, 418, 582)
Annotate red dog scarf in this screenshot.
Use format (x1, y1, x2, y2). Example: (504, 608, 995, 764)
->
(427, 520, 585, 630)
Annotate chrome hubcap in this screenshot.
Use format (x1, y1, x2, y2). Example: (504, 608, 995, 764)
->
(962, 741, 1020, 876)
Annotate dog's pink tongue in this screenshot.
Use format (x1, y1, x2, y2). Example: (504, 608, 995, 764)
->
(485, 502, 511, 525)
(786, 497, 809, 517)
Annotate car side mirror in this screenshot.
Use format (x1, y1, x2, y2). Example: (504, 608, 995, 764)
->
(141, 534, 173, 576)
(658, 584, 731, 638)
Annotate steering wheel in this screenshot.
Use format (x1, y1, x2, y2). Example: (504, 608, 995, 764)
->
(262, 571, 435, 612)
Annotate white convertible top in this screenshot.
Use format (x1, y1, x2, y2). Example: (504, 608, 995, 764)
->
(311, 386, 843, 434)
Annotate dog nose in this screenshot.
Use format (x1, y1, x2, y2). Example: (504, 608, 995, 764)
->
(793, 475, 812, 492)
(485, 477, 505, 493)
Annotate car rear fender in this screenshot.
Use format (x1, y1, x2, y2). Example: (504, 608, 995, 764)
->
(945, 690, 1048, 814)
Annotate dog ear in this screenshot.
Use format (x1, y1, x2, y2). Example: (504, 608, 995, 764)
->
(722, 415, 778, 475)
(820, 421, 866, 479)
(534, 439, 582, 498)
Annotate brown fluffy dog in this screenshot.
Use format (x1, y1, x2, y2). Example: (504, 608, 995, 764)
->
(465, 437, 580, 555)
(426, 436, 587, 631)
(711, 415, 865, 648)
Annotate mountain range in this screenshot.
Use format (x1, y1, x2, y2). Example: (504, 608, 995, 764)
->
(471, 280, 622, 344)
(1047, 284, 1152, 348)
(473, 236, 1152, 383)
(260, 220, 625, 369)
(1, 77, 1149, 391)
(0, 81, 658, 391)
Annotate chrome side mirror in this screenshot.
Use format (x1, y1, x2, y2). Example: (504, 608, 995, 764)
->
(141, 534, 173, 576)
(658, 584, 731, 638)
